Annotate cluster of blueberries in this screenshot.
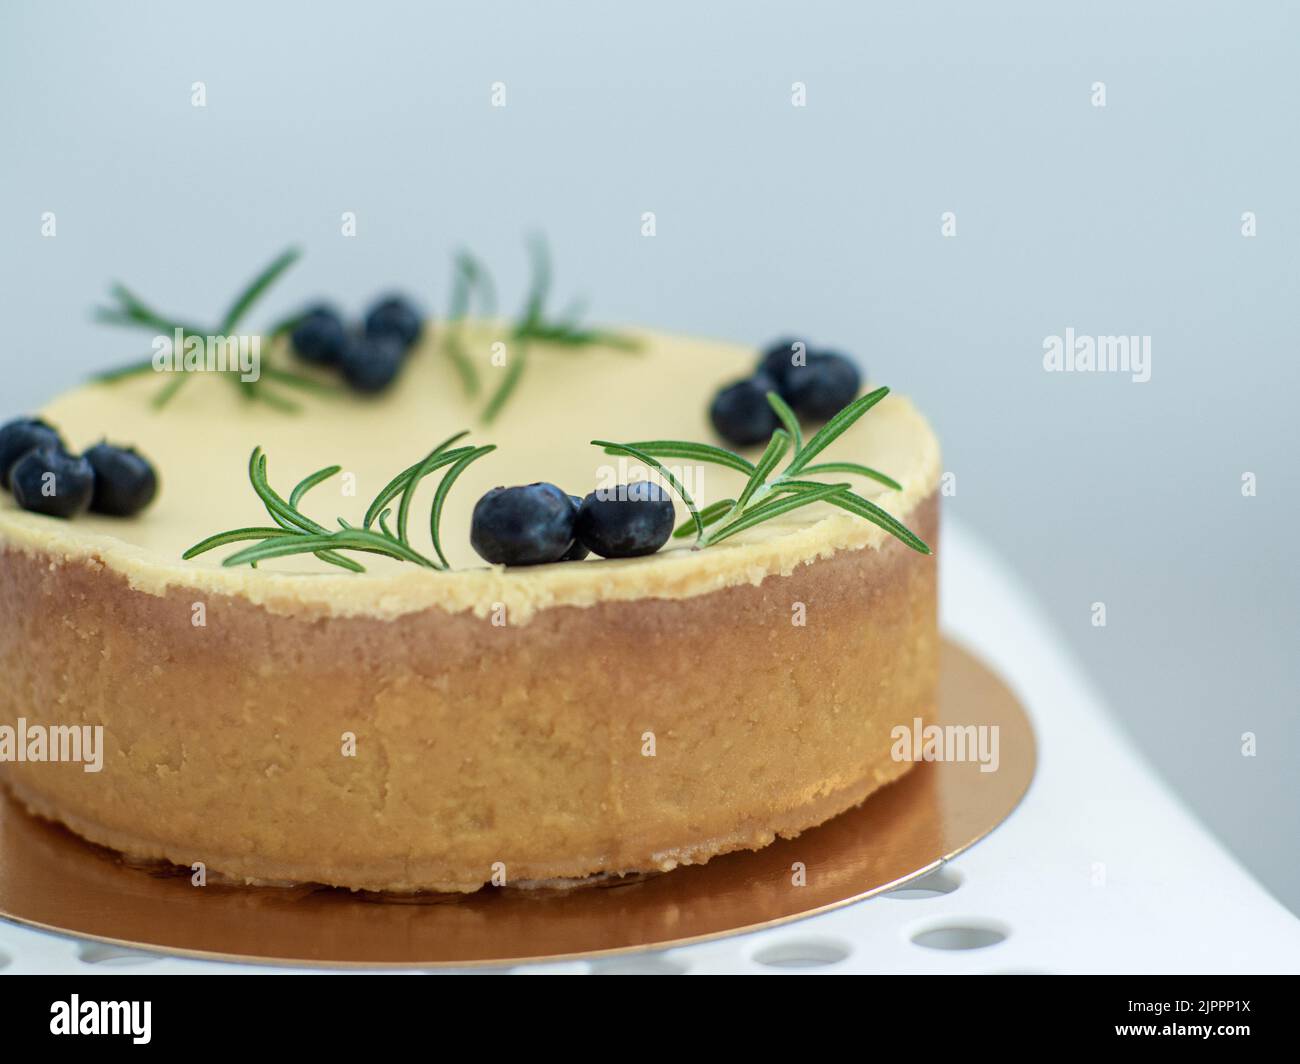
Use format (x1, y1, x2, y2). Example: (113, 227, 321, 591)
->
(0, 417, 158, 520)
(466, 338, 865, 569)
(290, 294, 424, 394)
(470, 481, 674, 566)
(710, 338, 862, 446)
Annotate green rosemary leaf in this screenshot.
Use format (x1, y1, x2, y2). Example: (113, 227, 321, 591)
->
(703, 483, 851, 546)
(220, 530, 435, 569)
(570, 331, 641, 352)
(735, 429, 791, 511)
(821, 490, 932, 555)
(183, 526, 296, 559)
(107, 283, 163, 320)
(259, 365, 341, 396)
(364, 471, 411, 530)
(150, 374, 190, 409)
(552, 297, 587, 330)
(249, 386, 301, 414)
(464, 253, 497, 316)
(519, 323, 642, 352)
(767, 478, 838, 494)
(785, 386, 890, 475)
(450, 250, 498, 319)
(794, 461, 902, 492)
(195, 436, 493, 573)
(362, 438, 471, 529)
(481, 342, 527, 425)
(460, 238, 638, 421)
(396, 432, 473, 545)
(745, 480, 924, 552)
(611, 441, 756, 476)
(184, 522, 362, 572)
(766, 391, 802, 452)
(94, 306, 169, 331)
(96, 285, 204, 335)
(672, 498, 735, 538)
(364, 464, 416, 530)
(93, 357, 159, 383)
(430, 445, 496, 568)
(327, 531, 439, 567)
(220, 247, 301, 332)
(517, 235, 552, 334)
(442, 251, 493, 398)
(441, 333, 481, 398)
(593, 440, 704, 539)
(250, 449, 327, 534)
(289, 465, 342, 509)
(448, 264, 471, 320)
(316, 550, 366, 573)
(95, 249, 303, 412)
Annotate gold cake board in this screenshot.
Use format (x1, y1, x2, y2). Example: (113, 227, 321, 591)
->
(0, 639, 1035, 968)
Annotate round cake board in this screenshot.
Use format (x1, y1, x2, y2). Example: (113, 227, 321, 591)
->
(0, 639, 1035, 967)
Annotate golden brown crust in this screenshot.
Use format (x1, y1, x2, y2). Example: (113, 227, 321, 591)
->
(0, 496, 938, 892)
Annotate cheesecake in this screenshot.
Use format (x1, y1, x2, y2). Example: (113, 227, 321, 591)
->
(0, 325, 941, 892)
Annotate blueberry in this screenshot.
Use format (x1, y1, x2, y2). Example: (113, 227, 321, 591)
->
(575, 481, 675, 559)
(756, 337, 809, 391)
(0, 417, 64, 490)
(84, 442, 158, 517)
(339, 334, 405, 394)
(558, 495, 591, 561)
(290, 305, 348, 366)
(470, 483, 577, 566)
(783, 351, 861, 421)
(364, 295, 423, 350)
(10, 447, 94, 519)
(709, 375, 779, 447)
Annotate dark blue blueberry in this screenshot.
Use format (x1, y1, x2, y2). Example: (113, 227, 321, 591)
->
(0, 417, 64, 490)
(10, 447, 94, 519)
(290, 305, 348, 366)
(756, 337, 810, 391)
(709, 374, 779, 447)
(783, 351, 861, 421)
(575, 481, 675, 559)
(558, 495, 591, 561)
(84, 442, 158, 517)
(364, 295, 423, 350)
(470, 483, 576, 566)
(339, 334, 405, 394)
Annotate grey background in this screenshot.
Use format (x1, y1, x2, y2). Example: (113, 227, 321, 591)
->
(1, 1, 1296, 911)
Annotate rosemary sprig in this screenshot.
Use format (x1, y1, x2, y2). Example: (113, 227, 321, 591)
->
(183, 434, 495, 572)
(443, 237, 641, 424)
(597, 386, 931, 554)
(441, 251, 495, 399)
(92, 247, 331, 412)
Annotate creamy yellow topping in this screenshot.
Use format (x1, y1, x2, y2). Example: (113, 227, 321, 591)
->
(0, 326, 940, 622)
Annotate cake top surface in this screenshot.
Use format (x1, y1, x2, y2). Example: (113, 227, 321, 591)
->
(0, 325, 940, 622)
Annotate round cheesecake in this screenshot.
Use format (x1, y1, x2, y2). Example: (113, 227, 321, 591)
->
(0, 326, 941, 892)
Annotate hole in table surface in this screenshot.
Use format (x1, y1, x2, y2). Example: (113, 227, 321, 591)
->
(910, 922, 1008, 951)
(753, 938, 852, 969)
